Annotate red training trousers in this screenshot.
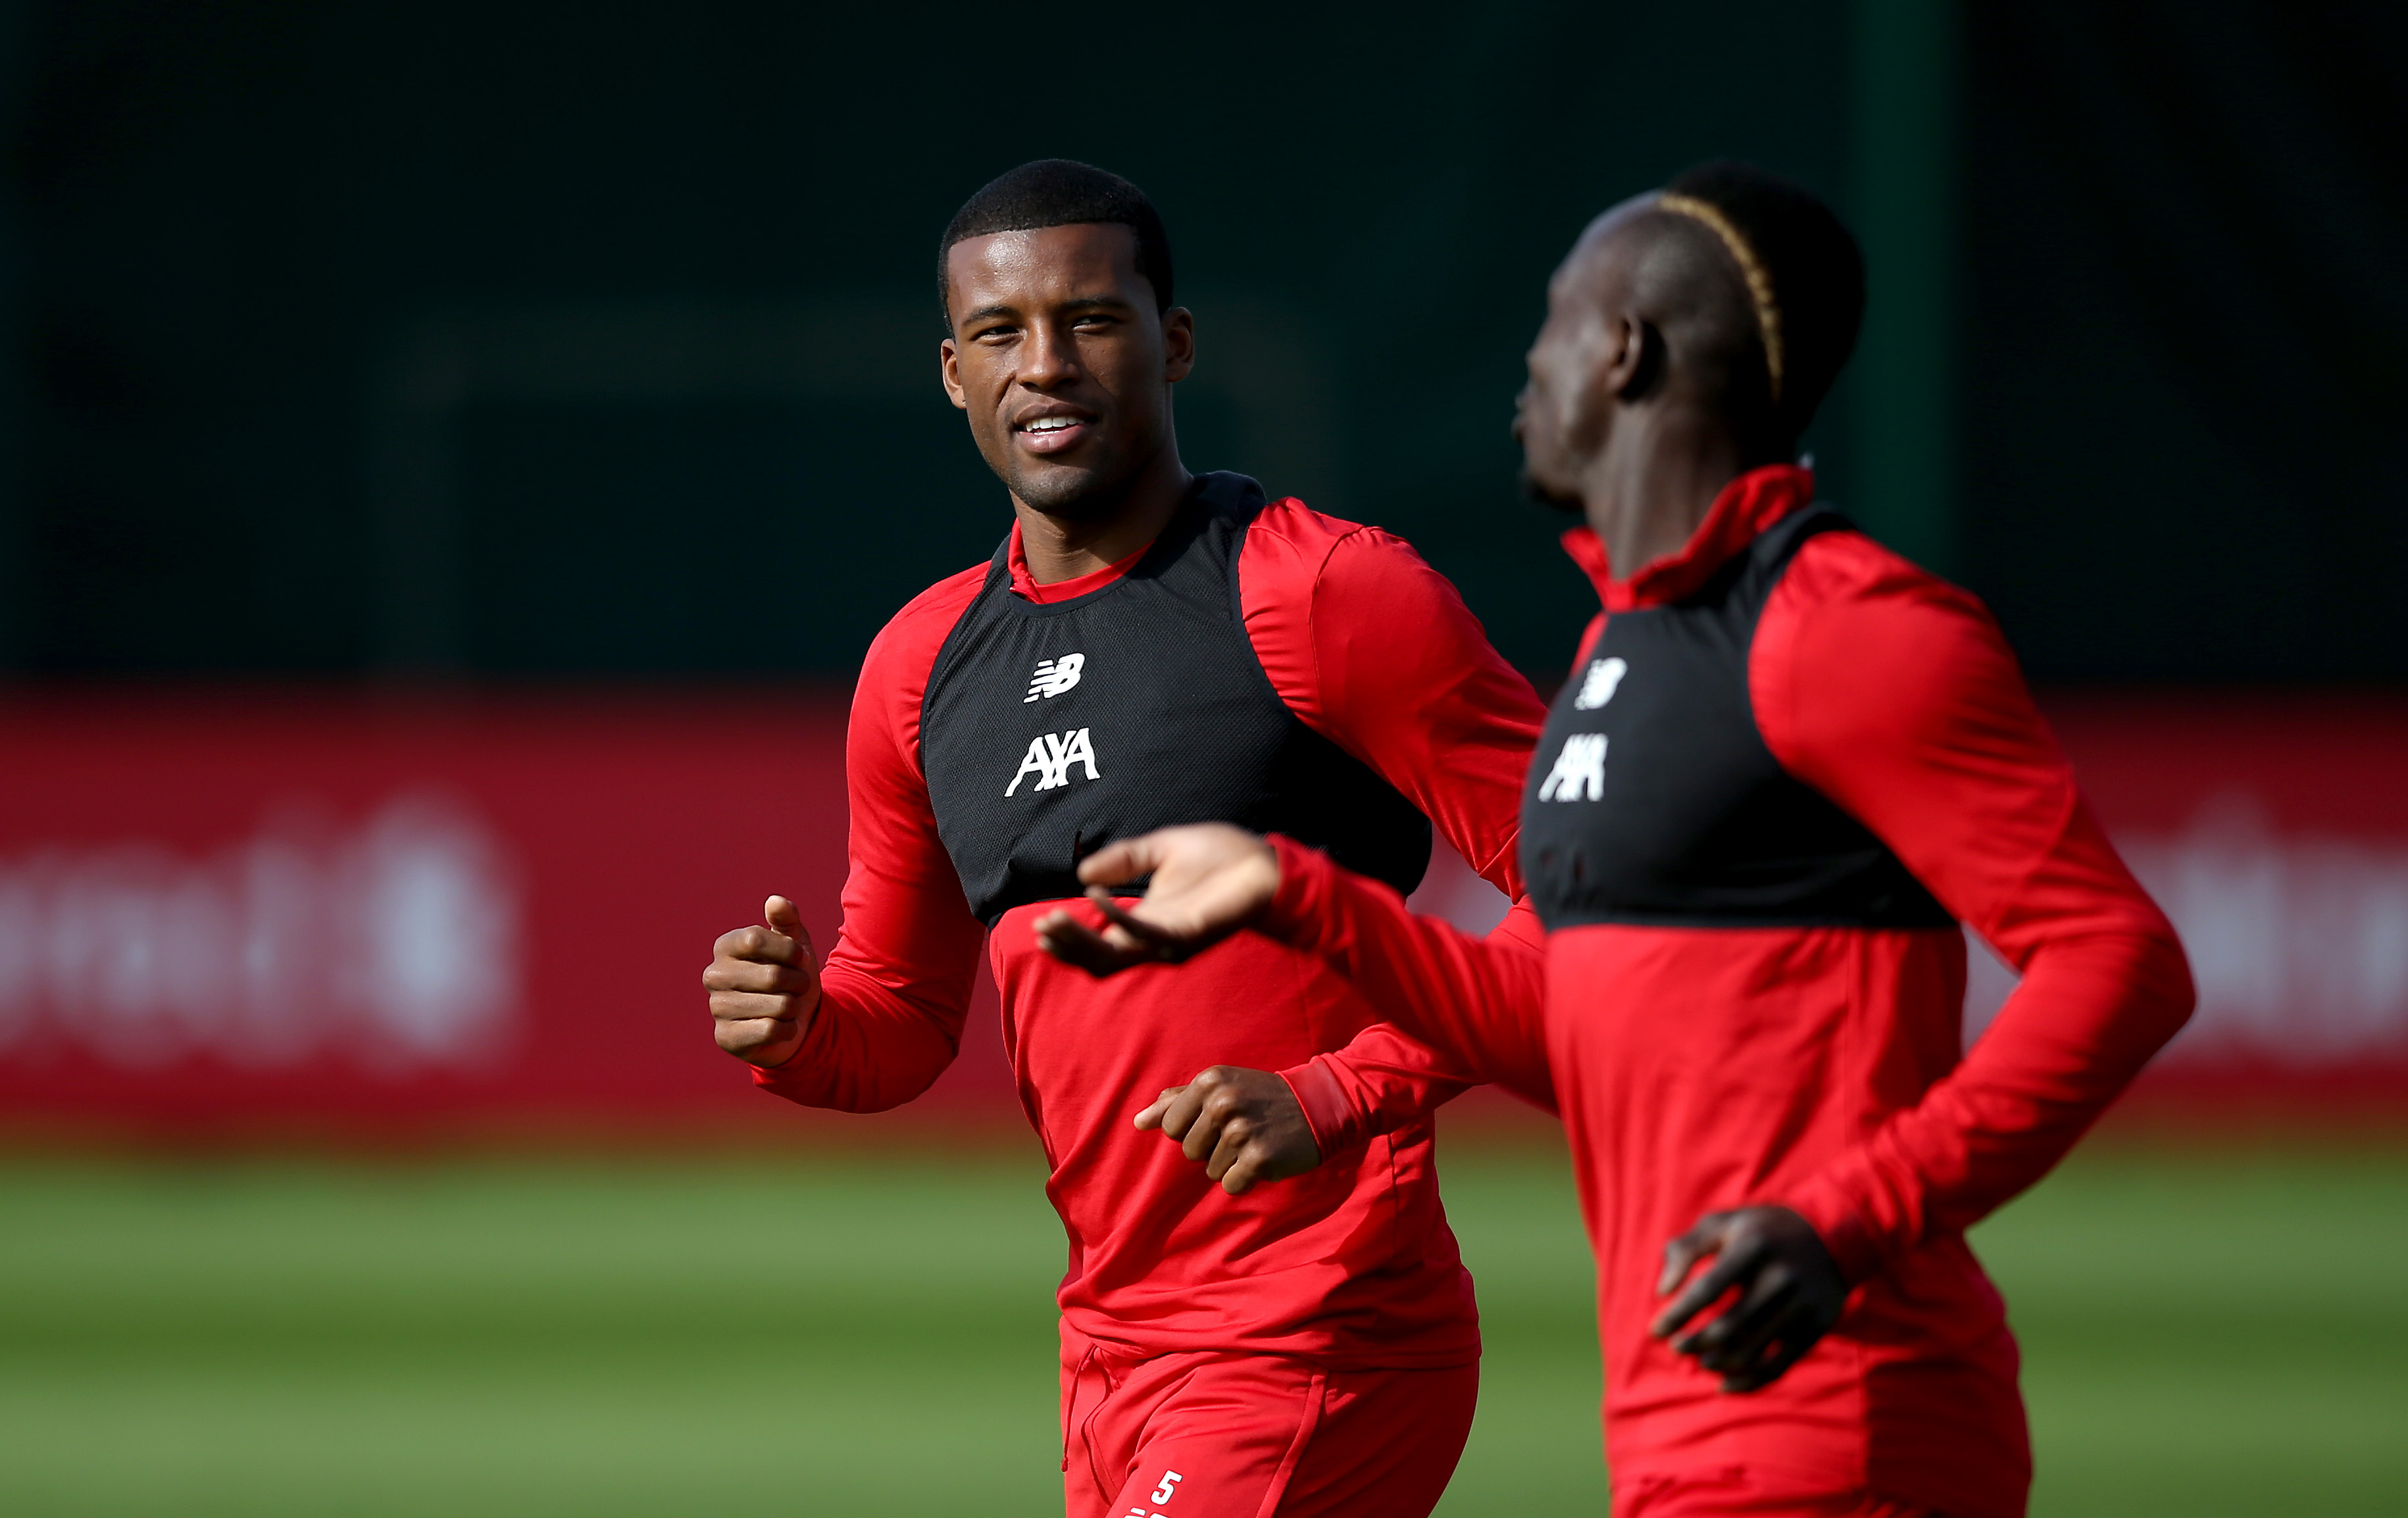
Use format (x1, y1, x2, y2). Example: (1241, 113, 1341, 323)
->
(1061, 1341, 1477, 1518)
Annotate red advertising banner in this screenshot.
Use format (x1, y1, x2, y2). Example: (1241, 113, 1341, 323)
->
(2013, 694, 2408, 1115)
(0, 689, 929, 1139)
(3, 689, 2404, 1140)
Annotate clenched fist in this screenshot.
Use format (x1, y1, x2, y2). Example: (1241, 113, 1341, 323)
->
(703, 895, 821, 1067)
(1136, 1065, 1321, 1195)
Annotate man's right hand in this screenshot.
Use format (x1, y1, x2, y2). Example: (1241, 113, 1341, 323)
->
(703, 895, 821, 1068)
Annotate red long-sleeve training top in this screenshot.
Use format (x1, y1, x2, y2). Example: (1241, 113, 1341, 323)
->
(757, 493, 1549, 1369)
(1246, 466, 2195, 1517)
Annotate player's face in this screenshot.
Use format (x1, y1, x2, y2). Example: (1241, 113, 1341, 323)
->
(1516, 212, 1638, 511)
(941, 223, 1193, 517)
(1515, 266, 1603, 510)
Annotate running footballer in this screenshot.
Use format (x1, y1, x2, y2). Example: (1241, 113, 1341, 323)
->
(701, 161, 1548, 1518)
(1040, 162, 2196, 1518)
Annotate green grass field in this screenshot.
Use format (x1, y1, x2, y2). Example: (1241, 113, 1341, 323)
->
(0, 1139, 2401, 1515)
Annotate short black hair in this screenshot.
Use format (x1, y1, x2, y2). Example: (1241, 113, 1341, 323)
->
(1663, 160, 1865, 441)
(937, 159, 1175, 322)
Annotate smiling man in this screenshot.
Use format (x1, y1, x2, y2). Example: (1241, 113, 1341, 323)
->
(700, 160, 1548, 1517)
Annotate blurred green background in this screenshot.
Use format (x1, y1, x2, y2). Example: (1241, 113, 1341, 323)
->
(3, 1141, 2403, 1516)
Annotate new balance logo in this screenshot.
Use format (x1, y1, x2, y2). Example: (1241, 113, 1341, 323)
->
(1573, 656, 1628, 710)
(1025, 653, 1085, 702)
(1006, 727, 1101, 796)
(1536, 733, 1607, 802)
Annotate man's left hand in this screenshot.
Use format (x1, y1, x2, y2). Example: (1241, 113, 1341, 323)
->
(1136, 1065, 1322, 1195)
(1650, 1205, 1847, 1392)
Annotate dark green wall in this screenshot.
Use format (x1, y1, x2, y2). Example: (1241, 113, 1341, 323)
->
(5, 1, 2401, 683)
(3, 0, 1859, 679)
(1959, 1, 2408, 683)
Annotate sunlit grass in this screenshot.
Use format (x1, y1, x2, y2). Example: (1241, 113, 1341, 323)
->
(0, 1139, 2398, 1515)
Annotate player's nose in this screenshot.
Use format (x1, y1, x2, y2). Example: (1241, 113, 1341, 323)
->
(1018, 326, 1086, 387)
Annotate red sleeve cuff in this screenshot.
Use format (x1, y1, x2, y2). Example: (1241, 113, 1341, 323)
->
(1778, 1173, 1885, 1285)
(743, 1001, 832, 1095)
(1276, 1056, 1365, 1162)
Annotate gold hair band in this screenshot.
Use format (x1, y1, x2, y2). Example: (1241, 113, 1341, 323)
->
(1655, 193, 1784, 404)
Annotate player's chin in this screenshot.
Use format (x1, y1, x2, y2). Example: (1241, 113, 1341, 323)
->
(1007, 453, 1124, 517)
(1518, 463, 1583, 513)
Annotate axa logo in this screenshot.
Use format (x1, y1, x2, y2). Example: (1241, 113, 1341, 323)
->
(1006, 727, 1101, 796)
(1536, 733, 1607, 802)
(1573, 656, 1628, 710)
(1026, 653, 1085, 702)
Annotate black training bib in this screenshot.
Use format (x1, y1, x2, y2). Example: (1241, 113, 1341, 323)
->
(1519, 504, 1952, 932)
(920, 472, 1430, 926)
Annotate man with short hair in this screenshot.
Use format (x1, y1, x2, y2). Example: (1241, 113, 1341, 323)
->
(702, 160, 1548, 1517)
(1038, 162, 2196, 1518)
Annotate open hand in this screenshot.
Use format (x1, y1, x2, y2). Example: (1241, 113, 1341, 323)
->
(1136, 1065, 1321, 1194)
(702, 895, 821, 1067)
(1033, 824, 1279, 975)
(1650, 1206, 1847, 1392)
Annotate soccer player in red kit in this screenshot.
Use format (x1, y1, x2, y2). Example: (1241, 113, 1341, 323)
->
(700, 161, 1548, 1517)
(1037, 162, 2197, 1518)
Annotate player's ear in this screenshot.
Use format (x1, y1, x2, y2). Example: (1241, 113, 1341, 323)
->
(1606, 313, 1664, 403)
(939, 336, 969, 410)
(1161, 306, 1195, 385)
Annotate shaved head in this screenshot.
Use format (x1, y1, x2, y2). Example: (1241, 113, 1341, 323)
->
(1516, 199, 1782, 513)
(1518, 164, 1863, 517)
(1568, 198, 1782, 443)
(1513, 162, 1861, 576)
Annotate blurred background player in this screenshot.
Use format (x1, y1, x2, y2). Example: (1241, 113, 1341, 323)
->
(1037, 162, 2197, 1518)
(700, 160, 1547, 1518)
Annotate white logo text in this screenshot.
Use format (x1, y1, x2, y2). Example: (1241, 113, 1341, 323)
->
(1536, 733, 1607, 802)
(1006, 728, 1101, 796)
